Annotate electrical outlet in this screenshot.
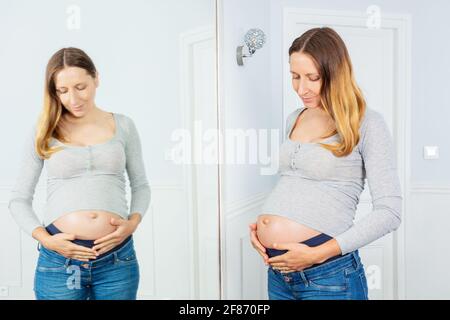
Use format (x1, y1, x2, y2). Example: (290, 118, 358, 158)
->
(0, 286, 9, 297)
(423, 146, 439, 160)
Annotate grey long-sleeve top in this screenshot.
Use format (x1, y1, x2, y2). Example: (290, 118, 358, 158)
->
(261, 107, 402, 255)
(9, 113, 151, 236)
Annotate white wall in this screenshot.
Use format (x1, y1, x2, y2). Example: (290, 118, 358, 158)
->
(221, 0, 280, 206)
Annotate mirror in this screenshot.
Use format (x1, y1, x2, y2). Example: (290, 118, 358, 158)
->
(0, 0, 219, 299)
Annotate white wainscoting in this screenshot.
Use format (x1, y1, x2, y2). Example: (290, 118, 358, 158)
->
(223, 192, 269, 299)
(406, 184, 450, 300)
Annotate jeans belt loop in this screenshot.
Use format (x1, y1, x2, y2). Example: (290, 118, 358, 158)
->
(300, 271, 309, 287)
(352, 251, 360, 269)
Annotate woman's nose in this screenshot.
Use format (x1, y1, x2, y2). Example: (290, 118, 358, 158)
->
(68, 90, 79, 105)
(297, 80, 310, 96)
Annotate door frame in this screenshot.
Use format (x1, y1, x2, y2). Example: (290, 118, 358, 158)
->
(282, 7, 412, 299)
(179, 25, 219, 299)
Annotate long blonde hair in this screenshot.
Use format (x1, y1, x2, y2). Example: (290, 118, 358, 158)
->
(289, 27, 366, 157)
(36, 47, 97, 159)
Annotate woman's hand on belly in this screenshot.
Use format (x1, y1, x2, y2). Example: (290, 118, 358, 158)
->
(92, 213, 142, 255)
(267, 239, 343, 273)
(249, 223, 269, 264)
(267, 242, 316, 273)
(42, 233, 98, 262)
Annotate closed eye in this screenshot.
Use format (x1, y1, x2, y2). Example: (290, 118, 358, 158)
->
(291, 75, 320, 81)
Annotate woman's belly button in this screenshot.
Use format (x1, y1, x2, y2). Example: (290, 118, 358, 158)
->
(256, 214, 321, 249)
(52, 210, 122, 240)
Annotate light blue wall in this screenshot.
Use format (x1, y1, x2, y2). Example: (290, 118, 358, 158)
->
(270, 0, 450, 185)
(221, 0, 279, 205)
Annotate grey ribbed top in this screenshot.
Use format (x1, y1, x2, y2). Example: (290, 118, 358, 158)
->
(261, 107, 402, 255)
(9, 113, 151, 236)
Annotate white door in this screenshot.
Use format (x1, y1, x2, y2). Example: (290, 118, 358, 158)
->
(283, 8, 410, 299)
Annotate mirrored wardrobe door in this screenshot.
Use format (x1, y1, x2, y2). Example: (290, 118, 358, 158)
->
(0, 0, 220, 299)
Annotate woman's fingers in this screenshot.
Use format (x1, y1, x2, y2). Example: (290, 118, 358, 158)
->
(97, 243, 116, 255)
(253, 245, 268, 261)
(270, 262, 287, 268)
(95, 239, 121, 254)
(67, 242, 97, 254)
(71, 255, 90, 262)
(249, 229, 269, 262)
(280, 270, 294, 274)
(93, 231, 119, 245)
(258, 251, 269, 263)
(250, 230, 266, 253)
(92, 239, 118, 252)
(272, 265, 293, 273)
(70, 251, 97, 259)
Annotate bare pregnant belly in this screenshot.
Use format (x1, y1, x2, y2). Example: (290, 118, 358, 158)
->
(256, 214, 321, 249)
(52, 210, 123, 240)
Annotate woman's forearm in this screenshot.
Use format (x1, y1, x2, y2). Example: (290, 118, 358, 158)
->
(311, 238, 342, 264)
(128, 212, 142, 231)
(32, 226, 52, 245)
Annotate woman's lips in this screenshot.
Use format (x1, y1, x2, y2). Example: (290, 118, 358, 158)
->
(302, 97, 314, 103)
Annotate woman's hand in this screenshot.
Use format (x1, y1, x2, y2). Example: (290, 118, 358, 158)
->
(267, 242, 317, 273)
(92, 217, 140, 255)
(42, 233, 98, 262)
(249, 223, 269, 264)
(268, 238, 342, 273)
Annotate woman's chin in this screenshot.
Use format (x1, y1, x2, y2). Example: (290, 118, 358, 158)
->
(303, 103, 320, 108)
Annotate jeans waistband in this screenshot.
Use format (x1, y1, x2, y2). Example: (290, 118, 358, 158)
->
(266, 233, 348, 270)
(38, 235, 135, 269)
(40, 223, 132, 261)
(270, 250, 361, 284)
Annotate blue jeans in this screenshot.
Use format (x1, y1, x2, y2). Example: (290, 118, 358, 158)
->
(268, 250, 369, 300)
(34, 238, 140, 300)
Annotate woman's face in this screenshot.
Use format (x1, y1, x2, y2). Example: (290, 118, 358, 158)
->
(54, 66, 98, 118)
(289, 51, 322, 109)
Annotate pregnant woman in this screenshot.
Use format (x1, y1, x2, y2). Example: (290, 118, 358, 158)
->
(8, 47, 151, 300)
(249, 27, 402, 300)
